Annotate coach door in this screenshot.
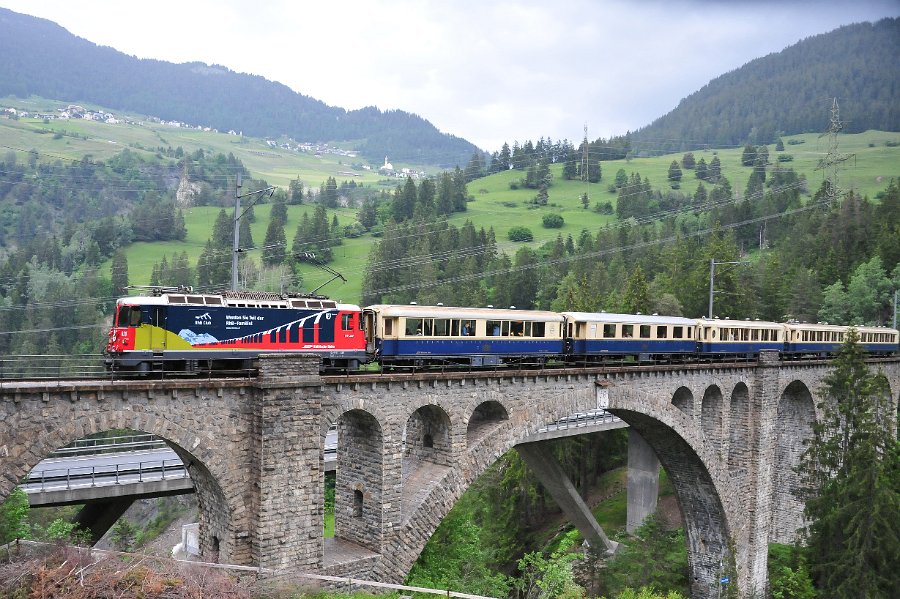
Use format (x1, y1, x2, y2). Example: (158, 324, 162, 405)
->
(364, 310, 377, 353)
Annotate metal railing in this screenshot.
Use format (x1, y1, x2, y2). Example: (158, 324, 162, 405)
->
(50, 434, 169, 457)
(0, 354, 107, 380)
(23, 458, 188, 493)
(536, 409, 622, 434)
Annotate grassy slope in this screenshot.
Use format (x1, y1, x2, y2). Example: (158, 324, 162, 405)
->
(3, 96, 899, 305)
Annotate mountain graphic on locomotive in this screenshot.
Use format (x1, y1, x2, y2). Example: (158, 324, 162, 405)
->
(105, 286, 899, 375)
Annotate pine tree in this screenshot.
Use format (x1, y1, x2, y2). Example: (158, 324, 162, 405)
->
(798, 329, 900, 598)
(667, 160, 683, 184)
(262, 217, 287, 266)
(110, 250, 129, 293)
(621, 266, 651, 314)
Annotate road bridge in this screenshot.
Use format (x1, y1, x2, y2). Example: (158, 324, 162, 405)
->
(1, 353, 897, 598)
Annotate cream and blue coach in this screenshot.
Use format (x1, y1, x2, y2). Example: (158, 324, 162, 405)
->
(784, 322, 898, 356)
(364, 304, 565, 367)
(697, 317, 784, 356)
(561, 312, 699, 361)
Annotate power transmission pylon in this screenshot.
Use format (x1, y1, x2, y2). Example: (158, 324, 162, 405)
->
(815, 97, 853, 206)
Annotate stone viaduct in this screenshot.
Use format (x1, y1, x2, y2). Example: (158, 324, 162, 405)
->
(1, 353, 898, 598)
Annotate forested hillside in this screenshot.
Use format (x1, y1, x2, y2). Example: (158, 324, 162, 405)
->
(0, 8, 479, 167)
(628, 18, 900, 154)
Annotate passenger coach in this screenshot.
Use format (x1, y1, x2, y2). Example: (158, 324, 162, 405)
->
(364, 304, 565, 367)
(784, 322, 899, 356)
(697, 317, 784, 357)
(561, 312, 698, 362)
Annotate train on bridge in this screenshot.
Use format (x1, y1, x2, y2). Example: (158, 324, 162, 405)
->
(104, 287, 899, 375)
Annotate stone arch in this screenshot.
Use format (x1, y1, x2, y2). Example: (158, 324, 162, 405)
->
(1, 411, 236, 563)
(609, 388, 747, 597)
(727, 382, 751, 493)
(672, 386, 694, 417)
(404, 404, 451, 465)
(334, 408, 384, 552)
(466, 400, 509, 445)
(608, 403, 736, 599)
(770, 380, 815, 544)
(701, 385, 724, 456)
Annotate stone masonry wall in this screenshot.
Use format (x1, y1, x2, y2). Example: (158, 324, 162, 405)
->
(2, 356, 897, 599)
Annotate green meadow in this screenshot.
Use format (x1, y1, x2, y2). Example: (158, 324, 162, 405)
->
(3, 96, 898, 305)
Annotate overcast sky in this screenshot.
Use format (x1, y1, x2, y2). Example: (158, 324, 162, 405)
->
(2, 1, 898, 151)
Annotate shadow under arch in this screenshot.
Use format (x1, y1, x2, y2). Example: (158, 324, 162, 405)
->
(727, 382, 751, 493)
(608, 407, 734, 599)
(672, 386, 694, 417)
(2, 412, 237, 563)
(404, 404, 452, 469)
(466, 400, 509, 445)
(701, 384, 724, 456)
(770, 379, 815, 544)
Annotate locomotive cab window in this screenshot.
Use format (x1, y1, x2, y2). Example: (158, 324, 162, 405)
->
(342, 314, 353, 331)
(118, 306, 142, 327)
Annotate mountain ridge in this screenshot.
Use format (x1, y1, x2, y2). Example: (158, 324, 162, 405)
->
(0, 7, 480, 167)
(627, 18, 900, 154)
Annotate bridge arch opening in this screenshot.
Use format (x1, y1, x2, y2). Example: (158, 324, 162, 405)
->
(466, 400, 509, 445)
(6, 423, 233, 564)
(404, 404, 451, 468)
(334, 408, 384, 553)
(672, 386, 693, 417)
(770, 380, 815, 544)
(609, 407, 734, 598)
(727, 382, 751, 490)
(701, 385, 724, 457)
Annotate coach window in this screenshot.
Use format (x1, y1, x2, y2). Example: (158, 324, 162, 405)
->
(622, 324, 634, 338)
(342, 314, 353, 331)
(511, 321, 525, 336)
(673, 326, 683, 339)
(657, 326, 667, 339)
(433, 319, 450, 336)
(487, 320, 501, 336)
(532, 322, 546, 337)
(502, 321, 511, 336)
(603, 324, 616, 338)
(384, 319, 394, 336)
(406, 318, 424, 336)
(640, 325, 651, 339)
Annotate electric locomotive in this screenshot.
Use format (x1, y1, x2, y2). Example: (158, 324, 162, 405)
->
(105, 286, 366, 374)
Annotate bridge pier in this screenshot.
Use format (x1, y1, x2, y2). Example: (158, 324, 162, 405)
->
(73, 497, 135, 545)
(516, 441, 618, 554)
(253, 355, 326, 571)
(626, 429, 660, 533)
